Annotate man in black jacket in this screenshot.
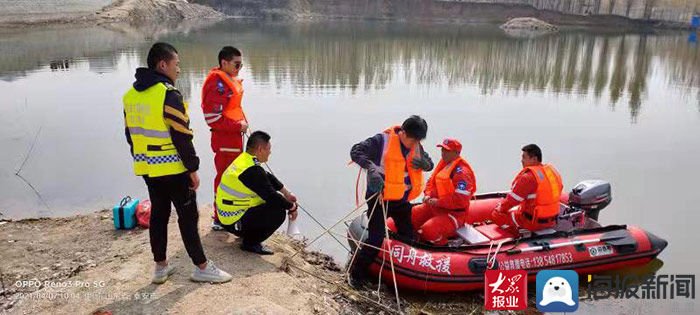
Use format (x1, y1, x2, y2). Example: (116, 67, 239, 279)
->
(216, 131, 298, 255)
(123, 42, 231, 284)
(348, 115, 434, 288)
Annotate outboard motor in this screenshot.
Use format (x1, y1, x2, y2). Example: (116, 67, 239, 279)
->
(568, 180, 612, 221)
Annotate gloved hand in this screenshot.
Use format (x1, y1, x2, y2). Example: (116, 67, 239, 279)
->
(367, 164, 384, 193)
(411, 155, 432, 171)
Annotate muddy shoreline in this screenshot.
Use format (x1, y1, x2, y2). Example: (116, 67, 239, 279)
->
(0, 207, 490, 314)
(0, 208, 368, 313)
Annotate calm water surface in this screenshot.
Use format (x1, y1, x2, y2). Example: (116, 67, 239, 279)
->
(0, 20, 698, 313)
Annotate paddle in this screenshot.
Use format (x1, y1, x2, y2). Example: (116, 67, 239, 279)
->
(505, 235, 625, 255)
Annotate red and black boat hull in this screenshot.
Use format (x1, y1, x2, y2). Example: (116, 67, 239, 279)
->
(347, 214, 667, 292)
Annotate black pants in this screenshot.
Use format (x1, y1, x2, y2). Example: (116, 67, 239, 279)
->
(352, 194, 414, 276)
(144, 173, 207, 265)
(221, 202, 287, 246)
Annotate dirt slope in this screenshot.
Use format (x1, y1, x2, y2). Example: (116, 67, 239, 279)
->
(0, 206, 364, 314)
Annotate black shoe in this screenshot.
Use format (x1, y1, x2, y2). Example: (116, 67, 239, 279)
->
(349, 275, 369, 290)
(348, 268, 371, 290)
(240, 243, 274, 255)
(211, 220, 224, 231)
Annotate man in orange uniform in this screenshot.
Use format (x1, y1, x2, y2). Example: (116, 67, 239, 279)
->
(348, 115, 434, 288)
(412, 138, 476, 245)
(201, 46, 248, 230)
(491, 144, 563, 234)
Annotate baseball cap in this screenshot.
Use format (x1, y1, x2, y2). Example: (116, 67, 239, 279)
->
(437, 137, 462, 152)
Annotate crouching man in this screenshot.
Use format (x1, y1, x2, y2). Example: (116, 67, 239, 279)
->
(216, 131, 298, 255)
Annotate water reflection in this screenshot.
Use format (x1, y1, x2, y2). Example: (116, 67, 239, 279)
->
(1, 21, 698, 122)
(159, 21, 697, 122)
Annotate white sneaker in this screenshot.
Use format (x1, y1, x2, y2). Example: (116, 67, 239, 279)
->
(190, 260, 232, 283)
(152, 264, 176, 284)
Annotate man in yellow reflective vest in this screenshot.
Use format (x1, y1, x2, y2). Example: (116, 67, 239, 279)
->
(215, 131, 298, 255)
(348, 115, 434, 288)
(123, 42, 231, 284)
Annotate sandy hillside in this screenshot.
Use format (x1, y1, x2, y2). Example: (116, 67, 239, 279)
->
(0, 0, 225, 27)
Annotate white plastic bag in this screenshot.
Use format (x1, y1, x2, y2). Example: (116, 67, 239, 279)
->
(286, 217, 301, 237)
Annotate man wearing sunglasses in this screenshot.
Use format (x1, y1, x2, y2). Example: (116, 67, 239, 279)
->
(201, 46, 249, 231)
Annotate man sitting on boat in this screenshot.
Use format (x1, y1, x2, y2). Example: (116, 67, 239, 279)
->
(490, 144, 563, 234)
(412, 138, 476, 245)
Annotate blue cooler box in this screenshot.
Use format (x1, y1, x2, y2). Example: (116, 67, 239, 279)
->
(113, 196, 139, 229)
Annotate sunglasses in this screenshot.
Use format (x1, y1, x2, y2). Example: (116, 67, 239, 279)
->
(233, 62, 243, 70)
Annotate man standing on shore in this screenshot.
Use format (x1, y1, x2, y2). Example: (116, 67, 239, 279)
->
(123, 42, 232, 284)
(201, 46, 248, 231)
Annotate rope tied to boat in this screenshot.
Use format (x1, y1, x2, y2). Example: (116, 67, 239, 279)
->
(243, 125, 351, 254)
(486, 238, 512, 269)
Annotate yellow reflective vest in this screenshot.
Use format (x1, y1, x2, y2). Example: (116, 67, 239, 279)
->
(123, 82, 188, 177)
(216, 152, 266, 225)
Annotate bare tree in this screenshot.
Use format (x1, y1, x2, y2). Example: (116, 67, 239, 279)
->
(643, 0, 657, 20)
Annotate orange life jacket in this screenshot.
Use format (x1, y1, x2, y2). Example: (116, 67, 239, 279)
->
(513, 164, 563, 221)
(429, 156, 476, 201)
(381, 126, 424, 201)
(203, 68, 246, 122)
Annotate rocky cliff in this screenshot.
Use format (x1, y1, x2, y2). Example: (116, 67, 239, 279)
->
(192, 0, 700, 27)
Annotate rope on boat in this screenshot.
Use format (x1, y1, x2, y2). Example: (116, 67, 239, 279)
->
(381, 199, 402, 310)
(243, 123, 351, 253)
(296, 202, 351, 253)
(283, 261, 401, 314)
(288, 192, 379, 261)
(280, 193, 404, 313)
(330, 231, 391, 255)
(245, 125, 402, 312)
(486, 238, 513, 269)
(345, 196, 381, 282)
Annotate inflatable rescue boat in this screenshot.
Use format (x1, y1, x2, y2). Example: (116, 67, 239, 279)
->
(347, 180, 668, 292)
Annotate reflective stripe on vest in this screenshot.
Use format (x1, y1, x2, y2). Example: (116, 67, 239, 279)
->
(123, 82, 187, 177)
(215, 152, 266, 225)
(429, 156, 477, 201)
(379, 126, 424, 201)
(203, 68, 246, 122)
(512, 164, 563, 222)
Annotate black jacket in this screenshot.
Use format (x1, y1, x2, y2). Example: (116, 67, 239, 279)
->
(350, 130, 433, 200)
(238, 165, 294, 210)
(124, 68, 199, 172)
